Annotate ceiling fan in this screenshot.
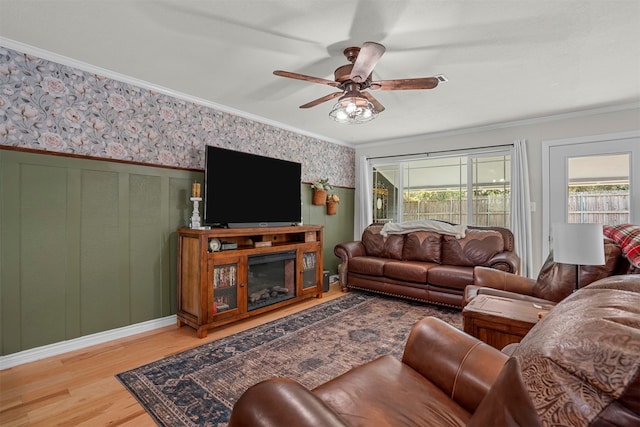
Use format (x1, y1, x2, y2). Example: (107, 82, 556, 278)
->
(273, 41, 441, 124)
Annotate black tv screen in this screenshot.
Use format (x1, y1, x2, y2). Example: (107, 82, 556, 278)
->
(203, 146, 302, 228)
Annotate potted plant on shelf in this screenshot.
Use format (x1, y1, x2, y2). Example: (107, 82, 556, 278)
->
(311, 178, 332, 205)
(326, 194, 339, 215)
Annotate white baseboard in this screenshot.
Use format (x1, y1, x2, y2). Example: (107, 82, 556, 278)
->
(0, 315, 177, 370)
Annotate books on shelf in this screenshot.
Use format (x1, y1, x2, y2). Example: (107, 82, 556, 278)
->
(215, 302, 230, 311)
(213, 295, 231, 313)
(214, 264, 237, 288)
(302, 253, 316, 270)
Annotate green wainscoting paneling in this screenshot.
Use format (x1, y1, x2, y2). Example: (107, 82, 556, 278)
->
(0, 149, 354, 356)
(301, 186, 354, 276)
(0, 150, 201, 355)
(20, 163, 70, 349)
(80, 169, 124, 335)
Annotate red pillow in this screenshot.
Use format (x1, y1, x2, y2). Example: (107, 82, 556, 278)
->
(603, 224, 640, 268)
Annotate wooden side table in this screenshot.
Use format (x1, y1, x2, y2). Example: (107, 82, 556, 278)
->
(463, 294, 549, 350)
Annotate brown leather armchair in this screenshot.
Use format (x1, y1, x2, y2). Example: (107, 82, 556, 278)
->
(229, 316, 509, 426)
(228, 275, 640, 427)
(463, 237, 628, 307)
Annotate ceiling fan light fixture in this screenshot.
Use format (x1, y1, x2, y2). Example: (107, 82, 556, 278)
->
(329, 95, 378, 124)
(275, 42, 439, 121)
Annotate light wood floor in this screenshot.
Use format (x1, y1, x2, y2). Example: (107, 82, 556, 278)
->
(0, 284, 345, 426)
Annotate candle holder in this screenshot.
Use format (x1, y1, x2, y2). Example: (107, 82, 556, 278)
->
(190, 197, 202, 229)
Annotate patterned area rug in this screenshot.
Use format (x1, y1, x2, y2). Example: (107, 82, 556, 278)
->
(117, 292, 462, 426)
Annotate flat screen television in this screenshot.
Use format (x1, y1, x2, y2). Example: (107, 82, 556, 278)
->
(203, 146, 302, 228)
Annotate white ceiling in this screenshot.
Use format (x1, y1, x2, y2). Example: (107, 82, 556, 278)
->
(1, 0, 639, 146)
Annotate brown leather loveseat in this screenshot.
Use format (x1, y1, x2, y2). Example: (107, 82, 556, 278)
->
(334, 222, 519, 308)
(229, 275, 640, 426)
(464, 235, 638, 307)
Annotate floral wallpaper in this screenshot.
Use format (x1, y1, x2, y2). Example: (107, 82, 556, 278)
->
(0, 46, 355, 187)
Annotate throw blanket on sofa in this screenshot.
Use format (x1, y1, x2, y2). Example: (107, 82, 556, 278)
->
(380, 220, 467, 239)
(603, 223, 640, 268)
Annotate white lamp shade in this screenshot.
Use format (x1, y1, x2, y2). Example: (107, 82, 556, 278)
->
(552, 223, 605, 266)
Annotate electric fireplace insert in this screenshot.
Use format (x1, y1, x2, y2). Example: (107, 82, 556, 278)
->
(247, 251, 297, 311)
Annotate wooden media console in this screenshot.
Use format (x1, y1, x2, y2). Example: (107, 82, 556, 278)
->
(177, 225, 324, 338)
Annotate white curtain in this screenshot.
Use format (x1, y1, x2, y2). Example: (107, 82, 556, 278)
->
(354, 155, 373, 239)
(511, 139, 533, 277)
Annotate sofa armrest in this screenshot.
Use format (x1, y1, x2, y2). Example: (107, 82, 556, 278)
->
(402, 317, 509, 414)
(334, 241, 366, 290)
(229, 378, 348, 427)
(462, 285, 482, 307)
(334, 240, 366, 259)
(486, 251, 520, 274)
(473, 266, 536, 295)
(463, 268, 541, 307)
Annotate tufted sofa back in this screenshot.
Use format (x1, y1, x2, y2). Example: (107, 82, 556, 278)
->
(361, 223, 516, 269)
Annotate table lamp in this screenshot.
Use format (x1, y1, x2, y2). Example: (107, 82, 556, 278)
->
(552, 223, 605, 292)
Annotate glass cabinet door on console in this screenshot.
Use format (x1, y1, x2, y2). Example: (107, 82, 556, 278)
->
(302, 251, 318, 290)
(207, 254, 245, 322)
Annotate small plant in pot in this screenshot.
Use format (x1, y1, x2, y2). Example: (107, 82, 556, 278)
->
(326, 194, 339, 215)
(311, 178, 331, 205)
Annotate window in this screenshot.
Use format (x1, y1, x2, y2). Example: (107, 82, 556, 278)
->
(567, 154, 630, 225)
(471, 155, 511, 227)
(542, 131, 639, 257)
(372, 164, 399, 223)
(372, 152, 511, 227)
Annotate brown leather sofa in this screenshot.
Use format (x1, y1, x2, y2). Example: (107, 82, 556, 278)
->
(464, 237, 638, 307)
(334, 223, 519, 308)
(228, 275, 640, 427)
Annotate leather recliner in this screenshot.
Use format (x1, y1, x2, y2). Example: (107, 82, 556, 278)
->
(229, 315, 509, 426)
(463, 237, 631, 307)
(228, 275, 640, 427)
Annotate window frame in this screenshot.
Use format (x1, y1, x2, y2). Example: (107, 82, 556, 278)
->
(371, 149, 512, 227)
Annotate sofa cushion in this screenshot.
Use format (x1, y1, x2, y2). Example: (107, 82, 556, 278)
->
(402, 231, 442, 263)
(512, 275, 640, 426)
(441, 229, 504, 267)
(384, 260, 436, 283)
(362, 225, 404, 260)
(347, 256, 388, 277)
(427, 265, 474, 291)
(534, 239, 622, 302)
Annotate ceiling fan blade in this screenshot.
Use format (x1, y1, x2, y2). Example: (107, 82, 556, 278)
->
(299, 92, 343, 109)
(349, 41, 385, 83)
(273, 70, 340, 88)
(361, 91, 385, 113)
(370, 77, 440, 91)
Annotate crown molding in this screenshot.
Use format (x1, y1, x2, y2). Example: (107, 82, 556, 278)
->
(4, 38, 637, 150)
(358, 102, 640, 149)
